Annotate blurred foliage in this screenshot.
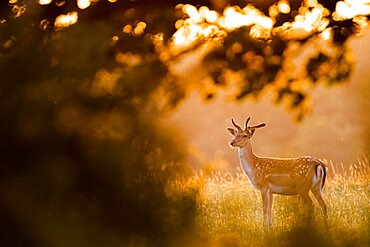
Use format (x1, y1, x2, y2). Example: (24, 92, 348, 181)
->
(0, 1, 196, 246)
(0, 0, 369, 246)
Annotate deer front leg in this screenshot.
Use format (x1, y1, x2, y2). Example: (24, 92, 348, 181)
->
(261, 188, 273, 228)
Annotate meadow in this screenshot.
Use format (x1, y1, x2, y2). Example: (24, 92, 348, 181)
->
(170, 157, 370, 247)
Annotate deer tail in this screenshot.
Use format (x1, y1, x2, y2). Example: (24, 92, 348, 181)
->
(316, 163, 328, 190)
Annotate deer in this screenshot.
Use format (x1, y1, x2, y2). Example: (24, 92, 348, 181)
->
(227, 117, 328, 228)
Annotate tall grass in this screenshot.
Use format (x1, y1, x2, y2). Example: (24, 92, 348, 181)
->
(169, 157, 370, 246)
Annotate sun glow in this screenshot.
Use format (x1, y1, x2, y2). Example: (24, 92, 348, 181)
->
(171, 0, 370, 49)
(333, 0, 370, 21)
(172, 5, 275, 50)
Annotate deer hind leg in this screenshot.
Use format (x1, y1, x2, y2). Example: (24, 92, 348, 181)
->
(311, 186, 328, 219)
(261, 189, 273, 228)
(298, 190, 314, 218)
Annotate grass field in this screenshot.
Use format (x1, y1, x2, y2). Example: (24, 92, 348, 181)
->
(170, 157, 370, 247)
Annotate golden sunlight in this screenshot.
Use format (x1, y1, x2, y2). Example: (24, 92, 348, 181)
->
(321, 28, 332, 40)
(38, 0, 52, 5)
(54, 12, 78, 29)
(171, 0, 370, 49)
(277, 0, 291, 14)
(122, 24, 132, 33)
(274, 3, 329, 40)
(183, 4, 203, 23)
(133, 21, 147, 36)
(171, 4, 275, 49)
(333, 0, 370, 21)
(172, 24, 201, 46)
(77, 0, 91, 10)
(269, 5, 279, 17)
(205, 10, 218, 23)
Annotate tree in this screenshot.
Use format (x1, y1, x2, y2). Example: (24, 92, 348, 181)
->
(0, 0, 368, 246)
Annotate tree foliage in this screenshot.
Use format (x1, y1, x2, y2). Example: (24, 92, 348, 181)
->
(0, 0, 369, 246)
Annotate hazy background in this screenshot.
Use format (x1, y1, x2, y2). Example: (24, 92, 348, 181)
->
(170, 27, 370, 171)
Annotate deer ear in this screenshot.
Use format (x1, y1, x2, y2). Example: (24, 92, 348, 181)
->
(227, 128, 236, 136)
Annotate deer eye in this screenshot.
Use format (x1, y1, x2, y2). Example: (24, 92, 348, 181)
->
(242, 134, 248, 138)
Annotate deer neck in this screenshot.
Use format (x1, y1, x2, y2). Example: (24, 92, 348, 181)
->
(238, 141, 257, 182)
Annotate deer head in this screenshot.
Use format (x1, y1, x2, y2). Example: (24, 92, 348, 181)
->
(227, 117, 266, 147)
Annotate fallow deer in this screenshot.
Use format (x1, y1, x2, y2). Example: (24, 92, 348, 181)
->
(227, 117, 328, 228)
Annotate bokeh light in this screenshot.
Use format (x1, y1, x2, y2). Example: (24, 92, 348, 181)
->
(54, 12, 78, 29)
(38, 0, 52, 5)
(77, 0, 91, 10)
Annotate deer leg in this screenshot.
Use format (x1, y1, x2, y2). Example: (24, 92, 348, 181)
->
(299, 190, 314, 218)
(261, 189, 273, 228)
(311, 186, 328, 219)
(267, 192, 273, 226)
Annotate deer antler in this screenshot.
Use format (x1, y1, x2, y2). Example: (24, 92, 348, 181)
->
(245, 117, 251, 130)
(244, 117, 265, 130)
(231, 118, 242, 131)
(248, 123, 266, 130)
